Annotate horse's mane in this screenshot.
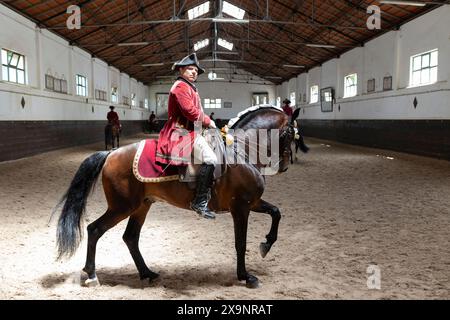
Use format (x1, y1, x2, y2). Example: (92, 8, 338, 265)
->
(228, 105, 285, 129)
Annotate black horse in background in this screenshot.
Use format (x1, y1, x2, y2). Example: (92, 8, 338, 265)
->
(104, 124, 120, 150)
(290, 108, 309, 163)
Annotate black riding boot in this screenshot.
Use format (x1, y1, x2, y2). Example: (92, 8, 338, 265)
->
(190, 164, 216, 219)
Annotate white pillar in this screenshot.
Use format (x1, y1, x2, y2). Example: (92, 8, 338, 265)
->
(393, 30, 401, 90)
(68, 46, 73, 95)
(34, 27, 42, 90)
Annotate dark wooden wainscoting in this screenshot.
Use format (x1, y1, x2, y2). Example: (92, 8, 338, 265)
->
(0, 120, 146, 162)
(300, 119, 450, 161)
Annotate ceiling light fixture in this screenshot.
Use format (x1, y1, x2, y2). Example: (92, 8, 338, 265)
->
(379, 1, 426, 6)
(306, 43, 336, 48)
(117, 42, 149, 46)
(282, 64, 305, 68)
(142, 63, 165, 67)
(211, 17, 249, 23)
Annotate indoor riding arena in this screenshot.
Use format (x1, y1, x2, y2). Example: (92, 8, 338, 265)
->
(0, 0, 449, 300)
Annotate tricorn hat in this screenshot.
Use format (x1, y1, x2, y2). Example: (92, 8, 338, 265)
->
(109, 105, 115, 109)
(283, 99, 291, 104)
(172, 53, 205, 75)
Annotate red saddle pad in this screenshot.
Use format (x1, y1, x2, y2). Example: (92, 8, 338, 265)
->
(133, 139, 180, 183)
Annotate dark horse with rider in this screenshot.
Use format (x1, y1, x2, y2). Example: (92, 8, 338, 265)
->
(105, 105, 121, 150)
(54, 54, 304, 289)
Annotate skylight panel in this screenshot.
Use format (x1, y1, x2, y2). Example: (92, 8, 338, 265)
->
(218, 38, 234, 51)
(194, 39, 209, 51)
(223, 1, 246, 19)
(188, 1, 210, 20)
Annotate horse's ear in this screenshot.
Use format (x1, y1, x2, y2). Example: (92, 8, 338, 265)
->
(291, 108, 300, 123)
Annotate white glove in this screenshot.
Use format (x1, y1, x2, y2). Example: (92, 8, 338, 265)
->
(209, 120, 217, 129)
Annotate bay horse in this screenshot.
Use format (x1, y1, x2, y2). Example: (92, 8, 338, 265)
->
(55, 107, 297, 288)
(104, 123, 120, 150)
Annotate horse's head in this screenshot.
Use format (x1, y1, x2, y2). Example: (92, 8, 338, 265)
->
(230, 106, 299, 174)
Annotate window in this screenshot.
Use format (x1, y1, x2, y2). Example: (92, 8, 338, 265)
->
(188, 1, 210, 19)
(131, 93, 136, 107)
(95, 89, 107, 101)
(367, 79, 375, 93)
(76, 74, 87, 96)
(320, 87, 334, 112)
(223, 1, 246, 19)
(111, 87, 118, 103)
(383, 76, 392, 91)
(204, 98, 222, 109)
(54, 78, 62, 92)
(310, 85, 319, 104)
(45, 75, 54, 90)
(344, 73, 357, 98)
(61, 79, 68, 93)
(218, 38, 233, 51)
(45, 74, 67, 93)
(252, 92, 268, 105)
(276, 97, 281, 107)
(194, 39, 209, 51)
(1, 49, 26, 84)
(290, 92, 296, 106)
(144, 98, 149, 109)
(410, 49, 438, 87)
(156, 93, 169, 116)
(123, 96, 129, 106)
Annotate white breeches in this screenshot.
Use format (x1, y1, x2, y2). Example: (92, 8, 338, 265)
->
(193, 134, 218, 165)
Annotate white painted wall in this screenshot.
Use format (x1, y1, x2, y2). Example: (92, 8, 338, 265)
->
(277, 5, 450, 120)
(0, 4, 151, 121)
(149, 79, 276, 119)
(93, 58, 108, 94)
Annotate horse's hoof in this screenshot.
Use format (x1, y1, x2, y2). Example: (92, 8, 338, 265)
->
(259, 242, 271, 258)
(84, 277, 100, 287)
(246, 275, 260, 289)
(141, 271, 160, 282)
(147, 271, 160, 282)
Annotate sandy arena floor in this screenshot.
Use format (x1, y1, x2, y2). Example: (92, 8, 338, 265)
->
(0, 133, 449, 299)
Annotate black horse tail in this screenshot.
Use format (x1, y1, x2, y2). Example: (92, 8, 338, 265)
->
(299, 140, 310, 153)
(297, 134, 310, 154)
(55, 151, 110, 260)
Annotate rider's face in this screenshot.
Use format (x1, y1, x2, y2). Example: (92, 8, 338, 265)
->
(180, 65, 198, 82)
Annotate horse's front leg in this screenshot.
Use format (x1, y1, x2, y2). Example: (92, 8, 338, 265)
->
(231, 202, 259, 289)
(251, 199, 281, 258)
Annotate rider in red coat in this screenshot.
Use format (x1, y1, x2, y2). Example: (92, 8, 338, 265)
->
(107, 106, 121, 127)
(156, 53, 217, 219)
(282, 99, 293, 117)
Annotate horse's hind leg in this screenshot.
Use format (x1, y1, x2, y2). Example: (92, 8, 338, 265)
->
(231, 202, 259, 289)
(82, 209, 129, 286)
(122, 202, 159, 282)
(251, 199, 281, 259)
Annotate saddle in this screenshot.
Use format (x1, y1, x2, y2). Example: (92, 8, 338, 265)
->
(133, 132, 227, 186)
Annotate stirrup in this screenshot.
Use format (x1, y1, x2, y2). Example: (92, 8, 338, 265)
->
(197, 209, 216, 220)
(190, 203, 216, 219)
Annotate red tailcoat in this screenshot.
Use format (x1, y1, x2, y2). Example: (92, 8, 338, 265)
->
(282, 104, 293, 116)
(107, 111, 120, 126)
(156, 78, 211, 165)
